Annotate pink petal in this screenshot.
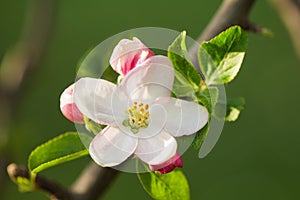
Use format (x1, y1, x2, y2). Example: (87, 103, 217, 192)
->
(149, 152, 183, 172)
(60, 83, 84, 123)
(110, 37, 154, 76)
(156, 165, 176, 174)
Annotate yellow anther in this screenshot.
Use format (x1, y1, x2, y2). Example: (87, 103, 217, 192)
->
(123, 101, 150, 134)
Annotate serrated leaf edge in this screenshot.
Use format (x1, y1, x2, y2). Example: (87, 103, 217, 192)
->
(28, 132, 88, 174)
(137, 169, 190, 200)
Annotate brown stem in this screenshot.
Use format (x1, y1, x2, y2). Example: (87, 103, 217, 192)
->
(190, 0, 257, 66)
(7, 163, 72, 200)
(199, 0, 256, 42)
(71, 162, 119, 200)
(6, 162, 119, 200)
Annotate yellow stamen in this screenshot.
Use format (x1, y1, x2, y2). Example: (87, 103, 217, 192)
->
(123, 102, 150, 134)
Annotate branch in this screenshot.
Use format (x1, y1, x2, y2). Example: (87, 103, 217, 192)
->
(199, 0, 256, 42)
(7, 163, 72, 200)
(190, 0, 257, 66)
(0, 0, 56, 95)
(6, 162, 119, 200)
(71, 162, 119, 200)
(0, 0, 56, 196)
(270, 0, 300, 59)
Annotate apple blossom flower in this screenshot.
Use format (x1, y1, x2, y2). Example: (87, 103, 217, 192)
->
(109, 37, 154, 76)
(60, 83, 84, 124)
(149, 152, 183, 174)
(73, 55, 209, 168)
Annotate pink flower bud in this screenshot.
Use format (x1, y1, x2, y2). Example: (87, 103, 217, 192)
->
(109, 37, 154, 76)
(149, 152, 183, 174)
(60, 84, 84, 124)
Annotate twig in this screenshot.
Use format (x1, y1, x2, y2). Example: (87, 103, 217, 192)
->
(6, 162, 119, 200)
(270, 0, 300, 59)
(190, 0, 257, 66)
(7, 163, 72, 200)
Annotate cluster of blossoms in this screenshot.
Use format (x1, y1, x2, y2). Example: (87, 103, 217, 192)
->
(60, 38, 208, 174)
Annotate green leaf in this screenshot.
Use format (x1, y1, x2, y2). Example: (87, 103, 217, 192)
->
(168, 31, 202, 90)
(191, 123, 209, 149)
(138, 168, 190, 200)
(225, 97, 245, 122)
(196, 87, 219, 113)
(28, 132, 89, 174)
(199, 26, 248, 85)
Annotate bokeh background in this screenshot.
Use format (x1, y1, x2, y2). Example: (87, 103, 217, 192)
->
(1, 0, 299, 199)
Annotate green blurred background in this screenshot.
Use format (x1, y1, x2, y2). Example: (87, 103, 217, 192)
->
(1, 0, 299, 199)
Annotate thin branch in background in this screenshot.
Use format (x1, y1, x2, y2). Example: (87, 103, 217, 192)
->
(198, 0, 256, 42)
(190, 0, 257, 66)
(0, 0, 56, 197)
(270, 0, 300, 60)
(0, 0, 56, 95)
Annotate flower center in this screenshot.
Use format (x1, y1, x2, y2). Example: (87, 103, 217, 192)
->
(122, 102, 150, 134)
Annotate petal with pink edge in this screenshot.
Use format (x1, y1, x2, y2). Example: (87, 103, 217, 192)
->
(109, 37, 154, 76)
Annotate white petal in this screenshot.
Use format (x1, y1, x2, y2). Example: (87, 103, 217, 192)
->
(135, 131, 177, 165)
(74, 77, 120, 125)
(155, 97, 209, 137)
(120, 55, 174, 103)
(89, 126, 138, 167)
